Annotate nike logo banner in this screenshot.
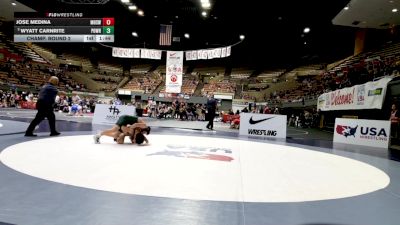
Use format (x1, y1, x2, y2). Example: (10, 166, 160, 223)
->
(239, 113, 287, 139)
(249, 116, 274, 124)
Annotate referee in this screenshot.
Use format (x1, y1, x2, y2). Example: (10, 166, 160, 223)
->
(206, 95, 217, 130)
(25, 76, 65, 137)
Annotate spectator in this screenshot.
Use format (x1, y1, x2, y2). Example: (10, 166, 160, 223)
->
(390, 103, 400, 138)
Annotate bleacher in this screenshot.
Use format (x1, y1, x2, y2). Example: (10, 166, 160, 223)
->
(257, 69, 285, 82)
(122, 74, 162, 94)
(30, 44, 57, 62)
(4, 63, 63, 89)
(61, 52, 93, 70)
(230, 68, 253, 80)
(0, 70, 20, 86)
(201, 77, 235, 96)
(131, 64, 152, 74)
(13, 43, 48, 64)
(291, 64, 325, 77)
(331, 42, 400, 74)
(323, 42, 400, 92)
(98, 61, 122, 74)
(0, 32, 47, 64)
(265, 42, 400, 103)
(192, 66, 225, 76)
(89, 73, 120, 82)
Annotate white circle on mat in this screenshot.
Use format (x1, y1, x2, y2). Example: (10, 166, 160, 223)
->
(0, 134, 390, 202)
(0, 123, 3, 128)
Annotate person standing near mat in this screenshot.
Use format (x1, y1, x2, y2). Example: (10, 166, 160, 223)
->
(25, 76, 65, 137)
(206, 95, 217, 130)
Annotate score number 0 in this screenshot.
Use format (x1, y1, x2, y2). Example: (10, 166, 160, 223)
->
(102, 18, 114, 26)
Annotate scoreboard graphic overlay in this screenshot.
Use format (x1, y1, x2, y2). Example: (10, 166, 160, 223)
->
(14, 13, 114, 43)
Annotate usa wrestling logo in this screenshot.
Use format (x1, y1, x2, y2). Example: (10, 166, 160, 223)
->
(147, 144, 234, 162)
(336, 125, 358, 138)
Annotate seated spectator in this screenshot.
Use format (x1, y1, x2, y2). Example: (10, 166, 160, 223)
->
(231, 117, 240, 129)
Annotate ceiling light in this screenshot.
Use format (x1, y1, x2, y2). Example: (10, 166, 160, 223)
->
(121, 0, 129, 3)
(344, 6, 349, 10)
(202, 2, 211, 8)
(240, 35, 245, 40)
(304, 42, 307, 45)
(128, 5, 137, 10)
(392, 8, 398, 12)
(175, 15, 179, 19)
(184, 33, 190, 39)
(154, 15, 158, 18)
(200, 0, 208, 3)
(202, 11, 207, 17)
(303, 27, 310, 33)
(132, 32, 138, 37)
(11, 2, 16, 5)
(138, 10, 144, 16)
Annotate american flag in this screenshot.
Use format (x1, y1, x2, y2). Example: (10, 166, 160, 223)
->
(159, 24, 172, 46)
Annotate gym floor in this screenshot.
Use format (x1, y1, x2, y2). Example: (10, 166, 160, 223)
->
(0, 109, 400, 225)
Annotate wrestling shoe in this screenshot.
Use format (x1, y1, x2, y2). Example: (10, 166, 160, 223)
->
(50, 132, 61, 136)
(93, 134, 101, 144)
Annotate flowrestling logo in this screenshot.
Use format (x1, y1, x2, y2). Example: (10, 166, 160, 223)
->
(147, 144, 234, 162)
(336, 125, 358, 138)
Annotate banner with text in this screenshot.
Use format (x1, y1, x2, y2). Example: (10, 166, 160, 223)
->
(92, 104, 136, 125)
(333, 118, 391, 148)
(185, 46, 231, 60)
(112, 47, 162, 60)
(239, 113, 287, 138)
(112, 46, 231, 61)
(112, 47, 134, 58)
(166, 51, 183, 93)
(317, 77, 393, 111)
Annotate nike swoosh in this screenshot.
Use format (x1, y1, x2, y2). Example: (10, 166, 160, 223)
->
(249, 116, 274, 124)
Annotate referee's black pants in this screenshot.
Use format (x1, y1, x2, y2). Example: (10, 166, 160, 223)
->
(206, 110, 215, 129)
(25, 103, 57, 135)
